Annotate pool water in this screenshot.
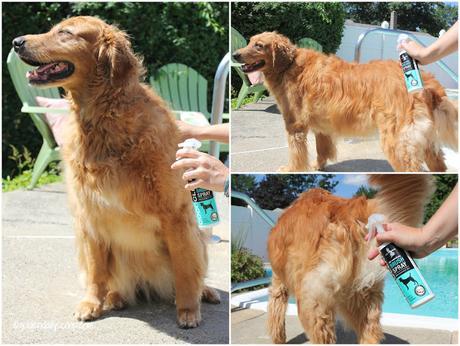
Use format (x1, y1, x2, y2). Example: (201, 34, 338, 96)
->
(265, 248, 458, 319)
(382, 248, 458, 318)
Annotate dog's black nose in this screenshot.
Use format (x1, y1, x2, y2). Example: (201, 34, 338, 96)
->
(232, 51, 242, 62)
(12, 36, 26, 52)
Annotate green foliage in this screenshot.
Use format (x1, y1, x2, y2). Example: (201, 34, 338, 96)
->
(231, 248, 265, 283)
(2, 2, 228, 179)
(354, 185, 378, 199)
(231, 174, 338, 210)
(424, 174, 458, 223)
(232, 2, 346, 54)
(2, 145, 62, 192)
(345, 2, 458, 36)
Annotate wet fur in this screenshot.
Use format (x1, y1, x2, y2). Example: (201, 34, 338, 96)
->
(267, 174, 434, 343)
(18, 16, 219, 327)
(235, 32, 458, 172)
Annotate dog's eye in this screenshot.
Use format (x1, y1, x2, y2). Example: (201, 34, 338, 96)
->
(58, 29, 73, 36)
(255, 43, 264, 50)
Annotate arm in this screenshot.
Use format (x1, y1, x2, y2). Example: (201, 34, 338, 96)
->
(399, 21, 458, 65)
(176, 121, 229, 143)
(368, 184, 458, 260)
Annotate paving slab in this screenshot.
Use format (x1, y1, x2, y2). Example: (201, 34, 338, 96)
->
(231, 97, 456, 172)
(231, 307, 456, 344)
(2, 182, 229, 344)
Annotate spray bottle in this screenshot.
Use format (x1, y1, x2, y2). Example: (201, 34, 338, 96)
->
(178, 138, 220, 228)
(397, 34, 424, 93)
(367, 213, 434, 308)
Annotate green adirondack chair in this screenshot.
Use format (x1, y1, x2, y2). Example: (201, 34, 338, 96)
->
(296, 37, 323, 52)
(231, 27, 266, 109)
(149, 63, 229, 153)
(7, 49, 68, 189)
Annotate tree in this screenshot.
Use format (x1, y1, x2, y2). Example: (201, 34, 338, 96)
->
(248, 174, 338, 210)
(424, 174, 458, 223)
(344, 2, 457, 36)
(354, 185, 378, 199)
(231, 174, 257, 207)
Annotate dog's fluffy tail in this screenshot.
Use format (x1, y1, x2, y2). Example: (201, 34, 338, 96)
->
(434, 96, 458, 151)
(369, 174, 435, 227)
(267, 274, 289, 344)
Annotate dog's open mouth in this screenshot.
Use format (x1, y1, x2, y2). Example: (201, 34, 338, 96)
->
(241, 60, 265, 73)
(22, 58, 75, 84)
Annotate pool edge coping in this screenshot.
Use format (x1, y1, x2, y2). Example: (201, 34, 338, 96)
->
(231, 288, 458, 332)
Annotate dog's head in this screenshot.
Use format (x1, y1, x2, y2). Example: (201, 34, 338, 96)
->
(232, 32, 296, 75)
(12, 16, 141, 90)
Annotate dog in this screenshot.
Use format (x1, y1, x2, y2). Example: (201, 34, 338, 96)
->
(399, 273, 419, 289)
(233, 32, 458, 172)
(200, 202, 215, 214)
(13, 16, 220, 328)
(267, 174, 434, 343)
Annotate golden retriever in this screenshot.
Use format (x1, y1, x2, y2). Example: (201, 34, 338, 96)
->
(267, 174, 434, 343)
(233, 32, 458, 172)
(13, 16, 220, 328)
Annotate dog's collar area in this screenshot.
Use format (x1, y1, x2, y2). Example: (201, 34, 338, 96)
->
(25, 61, 75, 84)
(241, 60, 265, 73)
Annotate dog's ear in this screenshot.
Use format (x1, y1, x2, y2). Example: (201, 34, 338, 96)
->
(97, 26, 139, 88)
(271, 36, 295, 73)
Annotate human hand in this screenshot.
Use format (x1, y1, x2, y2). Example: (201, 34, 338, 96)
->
(367, 223, 428, 266)
(398, 39, 430, 65)
(171, 148, 228, 192)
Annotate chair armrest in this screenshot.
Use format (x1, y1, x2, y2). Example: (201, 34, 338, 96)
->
(21, 105, 70, 114)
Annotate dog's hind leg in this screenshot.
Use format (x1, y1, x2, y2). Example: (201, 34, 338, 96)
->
(296, 268, 337, 343)
(267, 274, 289, 343)
(338, 287, 384, 344)
(314, 132, 336, 170)
(425, 145, 447, 172)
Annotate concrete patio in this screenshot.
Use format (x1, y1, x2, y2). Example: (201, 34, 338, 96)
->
(231, 97, 457, 173)
(231, 307, 458, 344)
(2, 182, 229, 344)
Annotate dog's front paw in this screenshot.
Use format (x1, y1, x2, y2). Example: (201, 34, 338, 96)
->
(103, 291, 126, 311)
(74, 301, 102, 321)
(202, 286, 221, 304)
(177, 308, 201, 329)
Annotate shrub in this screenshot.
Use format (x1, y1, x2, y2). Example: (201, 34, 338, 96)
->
(231, 248, 265, 283)
(2, 2, 228, 179)
(232, 2, 346, 54)
(231, 2, 345, 98)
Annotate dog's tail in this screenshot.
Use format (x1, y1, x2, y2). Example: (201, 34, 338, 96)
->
(267, 274, 289, 344)
(433, 96, 458, 151)
(369, 174, 435, 227)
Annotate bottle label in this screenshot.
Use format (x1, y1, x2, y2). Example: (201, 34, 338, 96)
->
(191, 188, 219, 227)
(381, 243, 433, 307)
(399, 52, 424, 93)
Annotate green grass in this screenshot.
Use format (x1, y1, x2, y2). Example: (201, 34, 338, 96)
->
(2, 170, 63, 192)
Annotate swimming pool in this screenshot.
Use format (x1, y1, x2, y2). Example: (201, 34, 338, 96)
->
(233, 248, 458, 319)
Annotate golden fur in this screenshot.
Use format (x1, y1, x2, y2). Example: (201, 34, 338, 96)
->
(267, 174, 434, 343)
(234, 32, 458, 172)
(17, 16, 219, 328)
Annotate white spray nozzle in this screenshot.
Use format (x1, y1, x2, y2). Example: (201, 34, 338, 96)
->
(178, 138, 202, 150)
(366, 213, 386, 243)
(397, 33, 409, 46)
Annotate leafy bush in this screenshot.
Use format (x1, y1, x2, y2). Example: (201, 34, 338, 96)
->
(2, 2, 228, 179)
(231, 248, 265, 283)
(231, 2, 345, 98)
(232, 2, 346, 54)
(424, 174, 458, 223)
